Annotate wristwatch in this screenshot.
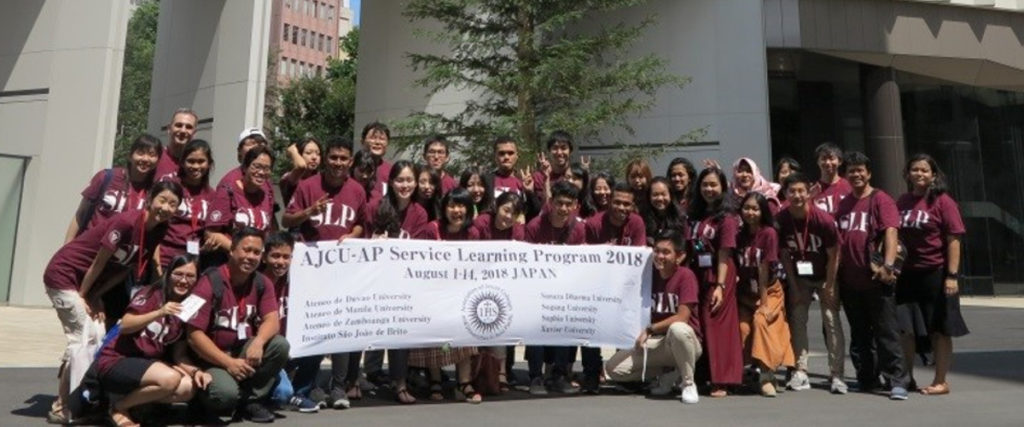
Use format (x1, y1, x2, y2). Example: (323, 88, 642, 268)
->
(883, 264, 896, 273)
(945, 271, 960, 279)
(645, 326, 655, 335)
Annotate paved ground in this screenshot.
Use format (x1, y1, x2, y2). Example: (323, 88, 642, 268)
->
(2, 299, 1022, 426)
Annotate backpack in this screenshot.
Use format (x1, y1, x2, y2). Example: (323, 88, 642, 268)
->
(76, 168, 114, 236)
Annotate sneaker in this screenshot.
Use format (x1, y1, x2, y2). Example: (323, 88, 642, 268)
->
(581, 375, 601, 395)
(786, 370, 811, 391)
(242, 402, 275, 423)
(550, 376, 579, 394)
(830, 377, 849, 395)
(529, 377, 548, 396)
(308, 387, 329, 409)
(286, 395, 320, 413)
(329, 389, 351, 409)
(680, 383, 699, 404)
(890, 386, 909, 401)
(649, 371, 680, 396)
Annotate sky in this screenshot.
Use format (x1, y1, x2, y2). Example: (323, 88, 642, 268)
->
(350, 0, 360, 26)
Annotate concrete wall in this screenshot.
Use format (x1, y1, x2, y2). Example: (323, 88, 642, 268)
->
(148, 0, 272, 183)
(354, 0, 773, 174)
(0, 0, 130, 306)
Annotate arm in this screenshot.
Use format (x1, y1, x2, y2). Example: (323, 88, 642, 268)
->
(286, 144, 307, 172)
(945, 235, 962, 295)
(203, 230, 232, 253)
(822, 246, 840, 309)
(119, 303, 180, 334)
(709, 247, 732, 312)
(281, 195, 327, 229)
(243, 312, 281, 367)
(636, 303, 693, 349)
(64, 199, 91, 243)
(187, 327, 235, 368)
(171, 341, 212, 389)
(78, 247, 114, 298)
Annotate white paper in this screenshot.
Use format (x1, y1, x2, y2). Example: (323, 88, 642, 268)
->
(176, 294, 206, 322)
(796, 260, 815, 277)
(698, 254, 713, 268)
(186, 240, 200, 255)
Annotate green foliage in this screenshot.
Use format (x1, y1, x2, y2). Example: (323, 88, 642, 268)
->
(266, 28, 359, 177)
(396, 0, 695, 175)
(113, 0, 159, 166)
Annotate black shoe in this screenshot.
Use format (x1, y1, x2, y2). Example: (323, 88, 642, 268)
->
(581, 375, 600, 394)
(550, 376, 579, 394)
(243, 402, 275, 423)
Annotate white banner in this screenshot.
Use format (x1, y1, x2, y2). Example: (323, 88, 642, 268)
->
(287, 239, 652, 357)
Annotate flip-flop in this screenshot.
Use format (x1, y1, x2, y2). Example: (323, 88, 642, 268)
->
(109, 408, 139, 427)
(920, 383, 950, 395)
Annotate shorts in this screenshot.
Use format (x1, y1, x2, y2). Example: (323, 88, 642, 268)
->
(100, 357, 156, 395)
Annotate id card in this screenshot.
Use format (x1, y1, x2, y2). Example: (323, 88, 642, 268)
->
(237, 324, 248, 340)
(796, 260, 814, 277)
(698, 253, 713, 268)
(186, 239, 200, 255)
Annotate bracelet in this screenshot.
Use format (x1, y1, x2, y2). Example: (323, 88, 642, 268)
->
(945, 271, 960, 280)
(716, 282, 726, 290)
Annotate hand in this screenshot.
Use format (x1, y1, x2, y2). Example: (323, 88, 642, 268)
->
(245, 339, 265, 367)
(580, 155, 592, 171)
(200, 236, 221, 252)
(194, 370, 213, 390)
(518, 166, 534, 192)
(944, 278, 959, 296)
(758, 305, 779, 323)
(710, 285, 724, 313)
(537, 153, 551, 178)
(85, 296, 105, 322)
(634, 329, 649, 350)
(226, 358, 255, 381)
(702, 159, 721, 170)
(337, 231, 358, 243)
(161, 302, 183, 316)
(308, 195, 329, 217)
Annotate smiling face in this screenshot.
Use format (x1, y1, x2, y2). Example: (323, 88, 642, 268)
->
(549, 141, 571, 169)
(610, 190, 635, 225)
(652, 240, 684, 273)
(907, 160, 935, 192)
(551, 195, 578, 225)
(786, 181, 810, 210)
(650, 181, 671, 212)
(740, 196, 761, 228)
(777, 162, 793, 182)
(230, 235, 264, 275)
(818, 152, 841, 180)
(494, 202, 517, 231)
(845, 164, 871, 190)
(700, 173, 723, 203)
(592, 178, 611, 208)
(417, 171, 436, 200)
(669, 164, 690, 193)
(735, 161, 754, 191)
(168, 113, 197, 147)
(168, 262, 198, 299)
(238, 137, 266, 163)
(363, 129, 389, 157)
(263, 244, 293, 281)
(566, 170, 584, 190)
(148, 189, 181, 224)
(445, 201, 468, 229)
(182, 150, 210, 185)
(324, 147, 353, 182)
(391, 166, 416, 203)
(424, 142, 448, 171)
(301, 142, 321, 171)
(245, 153, 273, 189)
(130, 147, 159, 178)
(466, 174, 485, 204)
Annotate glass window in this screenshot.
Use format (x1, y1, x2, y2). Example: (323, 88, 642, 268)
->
(301, 29, 307, 47)
(292, 27, 298, 44)
(327, 36, 333, 54)
(283, 24, 289, 42)
(280, 57, 287, 75)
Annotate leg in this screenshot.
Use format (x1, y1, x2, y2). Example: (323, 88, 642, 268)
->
(456, 359, 482, 403)
(787, 279, 813, 374)
(580, 346, 603, 393)
(238, 335, 291, 403)
(363, 349, 385, 383)
(112, 361, 180, 412)
(841, 287, 877, 390)
(163, 374, 197, 403)
(664, 323, 703, 386)
(818, 281, 846, 380)
(199, 367, 240, 416)
(900, 332, 917, 385)
(868, 286, 909, 390)
(388, 349, 415, 404)
(603, 348, 646, 383)
(46, 288, 92, 421)
(526, 346, 545, 381)
(290, 356, 323, 398)
(924, 334, 952, 394)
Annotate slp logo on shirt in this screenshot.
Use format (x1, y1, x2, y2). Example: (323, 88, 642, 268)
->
(112, 244, 141, 265)
(236, 209, 272, 230)
(838, 212, 871, 233)
(214, 304, 256, 330)
(310, 202, 357, 229)
(144, 320, 179, 344)
(900, 210, 930, 229)
(177, 199, 209, 220)
(652, 292, 679, 315)
(737, 247, 763, 268)
(101, 190, 144, 214)
(784, 234, 824, 254)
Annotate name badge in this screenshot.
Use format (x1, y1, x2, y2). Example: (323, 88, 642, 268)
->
(796, 260, 814, 277)
(698, 253, 713, 268)
(186, 240, 200, 255)
(237, 324, 248, 340)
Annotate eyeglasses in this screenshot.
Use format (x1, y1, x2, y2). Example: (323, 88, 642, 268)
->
(248, 164, 272, 174)
(170, 272, 197, 282)
(426, 149, 447, 156)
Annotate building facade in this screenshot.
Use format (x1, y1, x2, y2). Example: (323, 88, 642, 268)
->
(355, 0, 1024, 295)
(269, 0, 352, 82)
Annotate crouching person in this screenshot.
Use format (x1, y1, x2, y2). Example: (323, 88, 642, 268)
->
(96, 255, 210, 427)
(605, 230, 703, 404)
(187, 227, 289, 423)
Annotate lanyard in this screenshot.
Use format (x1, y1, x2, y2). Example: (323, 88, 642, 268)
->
(136, 212, 148, 282)
(789, 208, 811, 260)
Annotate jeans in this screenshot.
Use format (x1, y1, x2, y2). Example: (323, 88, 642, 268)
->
(526, 346, 572, 380)
(840, 284, 908, 389)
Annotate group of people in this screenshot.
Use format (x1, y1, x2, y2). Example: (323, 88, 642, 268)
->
(42, 107, 969, 425)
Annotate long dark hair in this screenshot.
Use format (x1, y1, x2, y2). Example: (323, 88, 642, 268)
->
(904, 153, 949, 205)
(738, 192, 774, 237)
(352, 149, 377, 195)
(568, 162, 596, 218)
(162, 254, 199, 303)
(492, 192, 525, 231)
(416, 165, 442, 221)
(459, 166, 493, 216)
(689, 167, 730, 221)
(666, 157, 696, 206)
(374, 160, 417, 237)
(440, 187, 475, 233)
(589, 172, 616, 212)
(645, 177, 686, 241)
(177, 139, 214, 188)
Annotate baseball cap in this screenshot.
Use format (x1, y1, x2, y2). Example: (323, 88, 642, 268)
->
(238, 127, 267, 145)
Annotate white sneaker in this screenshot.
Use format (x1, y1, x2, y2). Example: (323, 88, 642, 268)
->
(649, 370, 680, 396)
(787, 371, 811, 391)
(680, 383, 699, 404)
(830, 377, 848, 395)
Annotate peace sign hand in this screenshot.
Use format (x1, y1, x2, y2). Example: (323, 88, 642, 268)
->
(538, 153, 552, 178)
(519, 166, 535, 192)
(580, 155, 592, 171)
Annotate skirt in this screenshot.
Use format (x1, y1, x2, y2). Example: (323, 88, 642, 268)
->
(896, 268, 970, 338)
(697, 262, 743, 385)
(738, 280, 795, 370)
(408, 346, 477, 368)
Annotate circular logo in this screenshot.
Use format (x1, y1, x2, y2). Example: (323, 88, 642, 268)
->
(108, 230, 121, 244)
(462, 285, 512, 340)
(209, 210, 222, 223)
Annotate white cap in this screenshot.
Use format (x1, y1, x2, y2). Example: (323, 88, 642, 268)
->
(238, 127, 267, 144)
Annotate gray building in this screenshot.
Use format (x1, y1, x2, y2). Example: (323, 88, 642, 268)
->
(355, 0, 1024, 295)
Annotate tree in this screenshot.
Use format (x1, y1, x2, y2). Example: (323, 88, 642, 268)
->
(266, 28, 359, 176)
(113, 0, 160, 165)
(398, 0, 697, 174)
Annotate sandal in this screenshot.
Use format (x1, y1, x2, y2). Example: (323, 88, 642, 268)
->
(109, 408, 139, 427)
(710, 387, 729, 398)
(920, 383, 950, 396)
(346, 383, 362, 400)
(459, 382, 483, 404)
(429, 381, 444, 401)
(498, 372, 510, 393)
(396, 386, 417, 404)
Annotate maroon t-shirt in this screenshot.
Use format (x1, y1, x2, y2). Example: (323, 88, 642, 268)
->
(688, 214, 739, 284)
(272, 276, 289, 337)
(363, 199, 429, 239)
(44, 210, 166, 291)
(474, 213, 526, 241)
(368, 160, 392, 201)
(835, 190, 900, 290)
(216, 166, 275, 194)
(811, 178, 852, 217)
(897, 193, 966, 271)
(79, 168, 150, 231)
(414, 221, 481, 241)
(776, 205, 839, 280)
(207, 183, 274, 233)
(492, 171, 525, 198)
(532, 169, 568, 201)
(525, 215, 585, 245)
(651, 266, 702, 341)
(187, 266, 279, 351)
(159, 177, 213, 266)
(97, 286, 184, 375)
(441, 173, 459, 196)
(735, 226, 780, 294)
(287, 176, 367, 241)
(155, 149, 182, 182)
(280, 170, 316, 210)
(584, 211, 646, 246)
